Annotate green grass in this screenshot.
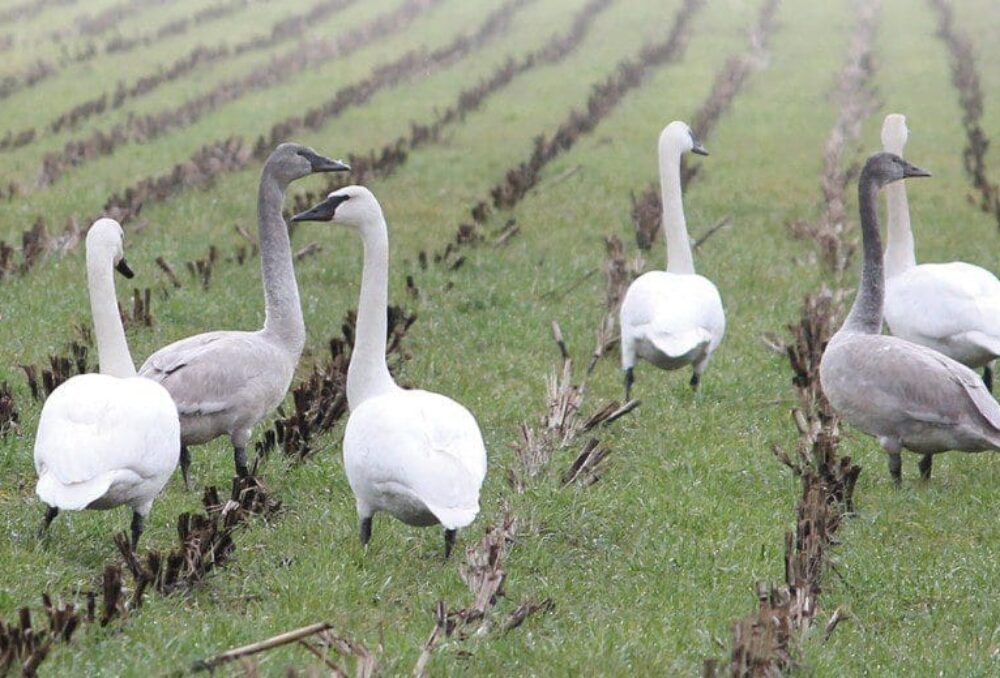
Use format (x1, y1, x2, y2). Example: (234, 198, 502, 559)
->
(1, 0, 1000, 674)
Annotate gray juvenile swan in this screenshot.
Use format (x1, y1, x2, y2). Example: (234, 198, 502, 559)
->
(139, 144, 349, 484)
(820, 152, 1000, 484)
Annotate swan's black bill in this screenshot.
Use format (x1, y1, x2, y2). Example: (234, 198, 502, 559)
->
(902, 161, 931, 178)
(297, 149, 351, 173)
(291, 194, 351, 223)
(690, 131, 708, 156)
(116, 258, 134, 278)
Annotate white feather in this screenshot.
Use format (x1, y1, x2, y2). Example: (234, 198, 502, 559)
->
(35, 374, 180, 513)
(344, 389, 486, 529)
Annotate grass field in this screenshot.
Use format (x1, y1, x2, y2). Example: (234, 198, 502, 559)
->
(1, 0, 1000, 674)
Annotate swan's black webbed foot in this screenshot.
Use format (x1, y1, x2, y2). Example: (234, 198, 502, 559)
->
(919, 453, 933, 480)
(624, 368, 634, 402)
(689, 372, 701, 390)
(359, 517, 372, 547)
(444, 529, 457, 560)
(38, 505, 58, 539)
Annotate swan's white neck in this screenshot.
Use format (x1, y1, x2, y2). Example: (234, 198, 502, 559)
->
(347, 213, 398, 408)
(258, 174, 306, 357)
(883, 141, 915, 279)
(659, 142, 695, 274)
(87, 253, 135, 378)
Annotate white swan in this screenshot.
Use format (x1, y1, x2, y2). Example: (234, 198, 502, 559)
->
(881, 113, 1000, 390)
(139, 144, 349, 484)
(291, 186, 487, 558)
(619, 120, 725, 399)
(820, 153, 1000, 484)
(35, 218, 180, 548)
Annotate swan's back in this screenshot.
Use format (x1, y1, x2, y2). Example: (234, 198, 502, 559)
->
(885, 262, 1000, 365)
(35, 374, 180, 510)
(139, 330, 295, 440)
(620, 271, 725, 365)
(344, 389, 486, 529)
(820, 332, 1000, 452)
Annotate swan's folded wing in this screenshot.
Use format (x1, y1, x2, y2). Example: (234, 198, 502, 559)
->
(348, 391, 487, 528)
(888, 264, 1000, 342)
(139, 331, 271, 416)
(853, 338, 1000, 431)
(35, 375, 179, 484)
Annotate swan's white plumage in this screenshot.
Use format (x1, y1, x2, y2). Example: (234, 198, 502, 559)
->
(290, 185, 487, 543)
(33, 218, 180, 526)
(35, 374, 180, 512)
(619, 121, 725, 385)
(621, 270, 724, 370)
(880, 113, 1000, 370)
(886, 262, 1000, 367)
(344, 389, 486, 529)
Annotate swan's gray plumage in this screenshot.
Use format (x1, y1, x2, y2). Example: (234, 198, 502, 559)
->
(820, 152, 1000, 483)
(139, 143, 349, 483)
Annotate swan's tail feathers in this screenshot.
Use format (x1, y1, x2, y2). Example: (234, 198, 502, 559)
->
(425, 500, 480, 531)
(964, 331, 1000, 361)
(648, 329, 711, 363)
(35, 473, 113, 511)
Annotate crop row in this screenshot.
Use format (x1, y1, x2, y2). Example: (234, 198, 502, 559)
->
(0, 0, 75, 27)
(710, 2, 880, 671)
(0, 0, 364, 154)
(0, 0, 252, 106)
(787, 0, 879, 278)
(39, 0, 523, 188)
(30, 0, 440, 190)
(929, 0, 1000, 229)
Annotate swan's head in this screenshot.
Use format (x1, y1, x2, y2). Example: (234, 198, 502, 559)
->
(264, 143, 350, 184)
(659, 120, 708, 157)
(861, 152, 931, 189)
(86, 218, 133, 278)
(881, 114, 908, 155)
(290, 185, 383, 230)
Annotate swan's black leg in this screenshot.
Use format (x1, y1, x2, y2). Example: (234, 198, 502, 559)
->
(179, 445, 191, 490)
(689, 371, 701, 390)
(359, 517, 372, 547)
(887, 453, 902, 487)
(919, 454, 933, 480)
(984, 365, 994, 393)
(234, 446, 249, 478)
(624, 368, 634, 401)
(130, 511, 144, 550)
(38, 505, 58, 538)
(444, 529, 457, 560)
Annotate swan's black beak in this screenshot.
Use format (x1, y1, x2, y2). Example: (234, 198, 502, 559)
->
(902, 161, 931, 178)
(690, 131, 709, 156)
(291, 194, 350, 223)
(299, 149, 351, 173)
(116, 258, 134, 278)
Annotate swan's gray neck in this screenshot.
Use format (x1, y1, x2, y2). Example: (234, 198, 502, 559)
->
(347, 215, 397, 408)
(87, 255, 135, 378)
(884, 169, 915, 279)
(843, 176, 884, 334)
(660, 147, 695, 274)
(258, 173, 305, 358)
